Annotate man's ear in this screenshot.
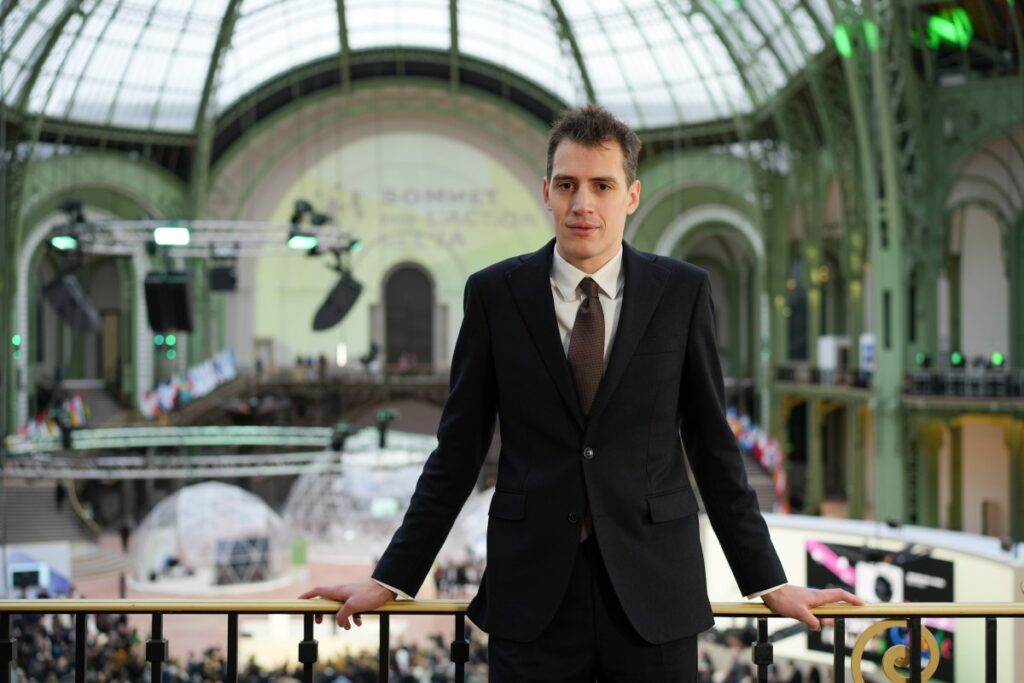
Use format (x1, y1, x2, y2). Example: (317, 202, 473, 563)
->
(626, 179, 641, 214)
(542, 176, 552, 210)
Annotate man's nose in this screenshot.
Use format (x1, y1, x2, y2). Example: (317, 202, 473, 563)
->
(572, 188, 594, 213)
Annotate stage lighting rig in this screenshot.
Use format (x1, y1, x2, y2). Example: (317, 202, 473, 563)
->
(49, 196, 87, 252)
(288, 199, 333, 252)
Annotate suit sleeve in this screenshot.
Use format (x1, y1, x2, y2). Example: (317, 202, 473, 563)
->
(678, 273, 787, 596)
(371, 275, 498, 596)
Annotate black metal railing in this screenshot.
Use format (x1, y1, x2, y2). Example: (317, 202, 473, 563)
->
(0, 599, 1020, 682)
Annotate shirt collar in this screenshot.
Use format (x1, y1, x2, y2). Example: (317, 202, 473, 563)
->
(551, 244, 624, 301)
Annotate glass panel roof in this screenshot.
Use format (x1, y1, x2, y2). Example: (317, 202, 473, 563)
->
(0, 0, 833, 133)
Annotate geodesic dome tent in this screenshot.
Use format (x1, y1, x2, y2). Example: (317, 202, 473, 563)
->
(283, 430, 437, 552)
(131, 482, 288, 586)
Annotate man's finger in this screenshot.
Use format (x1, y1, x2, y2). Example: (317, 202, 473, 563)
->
(836, 589, 864, 605)
(801, 608, 821, 631)
(353, 614, 363, 627)
(817, 588, 862, 606)
(297, 587, 321, 599)
(337, 603, 357, 630)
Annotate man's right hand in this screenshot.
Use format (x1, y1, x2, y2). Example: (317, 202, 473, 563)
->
(298, 580, 397, 629)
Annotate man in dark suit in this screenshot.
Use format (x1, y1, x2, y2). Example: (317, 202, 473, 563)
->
(302, 105, 859, 680)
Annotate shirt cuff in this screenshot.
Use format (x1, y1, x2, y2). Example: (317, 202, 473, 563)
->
(745, 583, 788, 600)
(371, 578, 411, 600)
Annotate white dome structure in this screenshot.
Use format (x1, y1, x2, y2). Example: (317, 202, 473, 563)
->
(131, 482, 288, 588)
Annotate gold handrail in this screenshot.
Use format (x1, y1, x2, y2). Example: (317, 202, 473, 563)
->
(0, 599, 1021, 616)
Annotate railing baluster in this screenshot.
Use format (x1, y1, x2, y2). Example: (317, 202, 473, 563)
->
(986, 617, 997, 683)
(298, 613, 317, 683)
(0, 614, 13, 683)
(146, 613, 168, 683)
(451, 613, 468, 683)
(909, 617, 921, 683)
(226, 613, 238, 682)
(752, 617, 772, 683)
(833, 617, 845, 683)
(378, 613, 390, 683)
(75, 613, 87, 682)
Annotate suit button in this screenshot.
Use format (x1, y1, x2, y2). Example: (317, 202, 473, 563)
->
(583, 447, 595, 460)
(568, 512, 579, 524)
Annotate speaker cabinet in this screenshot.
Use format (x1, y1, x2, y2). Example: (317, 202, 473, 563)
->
(144, 271, 193, 331)
(312, 271, 362, 331)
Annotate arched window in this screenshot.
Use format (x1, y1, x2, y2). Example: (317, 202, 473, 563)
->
(384, 265, 434, 370)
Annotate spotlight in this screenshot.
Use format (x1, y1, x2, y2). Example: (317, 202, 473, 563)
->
(375, 408, 398, 448)
(990, 352, 1006, 369)
(950, 350, 965, 368)
(50, 235, 79, 251)
(287, 231, 318, 251)
(330, 422, 354, 452)
(914, 352, 931, 368)
(153, 226, 190, 246)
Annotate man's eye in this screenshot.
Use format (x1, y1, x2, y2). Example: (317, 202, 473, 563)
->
(558, 182, 574, 190)
(597, 183, 611, 191)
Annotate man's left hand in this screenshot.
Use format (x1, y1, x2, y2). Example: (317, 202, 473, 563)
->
(761, 585, 863, 631)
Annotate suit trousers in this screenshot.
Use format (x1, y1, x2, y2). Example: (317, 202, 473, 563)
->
(487, 536, 697, 682)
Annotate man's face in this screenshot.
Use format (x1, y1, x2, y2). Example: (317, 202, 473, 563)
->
(543, 139, 641, 274)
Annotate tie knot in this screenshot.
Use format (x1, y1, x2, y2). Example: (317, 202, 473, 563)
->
(578, 277, 600, 300)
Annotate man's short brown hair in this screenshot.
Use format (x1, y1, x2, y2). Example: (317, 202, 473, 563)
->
(546, 104, 642, 185)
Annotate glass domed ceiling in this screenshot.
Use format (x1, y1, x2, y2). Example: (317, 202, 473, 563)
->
(0, 0, 833, 133)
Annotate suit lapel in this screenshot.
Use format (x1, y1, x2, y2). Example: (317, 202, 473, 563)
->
(507, 239, 586, 429)
(587, 243, 669, 427)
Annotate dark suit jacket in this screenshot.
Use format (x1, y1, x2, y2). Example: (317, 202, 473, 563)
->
(373, 239, 786, 644)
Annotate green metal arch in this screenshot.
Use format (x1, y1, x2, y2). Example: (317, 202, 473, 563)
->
(19, 151, 189, 237)
(675, 221, 760, 264)
(627, 151, 760, 252)
(547, 0, 596, 103)
(209, 78, 552, 218)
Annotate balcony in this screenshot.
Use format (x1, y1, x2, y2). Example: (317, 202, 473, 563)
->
(1, 599, 1020, 682)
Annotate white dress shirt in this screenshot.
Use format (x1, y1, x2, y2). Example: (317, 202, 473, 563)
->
(374, 244, 783, 601)
(550, 245, 624, 364)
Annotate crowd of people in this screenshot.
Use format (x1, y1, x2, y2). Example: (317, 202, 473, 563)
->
(432, 558, 486, 599)
(10, 603, 489, 682)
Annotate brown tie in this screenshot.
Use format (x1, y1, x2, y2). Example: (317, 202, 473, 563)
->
(568, 277, 603, 541)
(567, 277, 605, 416)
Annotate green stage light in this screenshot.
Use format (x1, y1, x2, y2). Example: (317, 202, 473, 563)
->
(348, 239, 363, 254)
(928, 8, 973, 49)
(833, 25, 853, 58)
(915, 352, 929, 367)
(288, 233, 318, 250)
(153, 226, 191, 246)
(13, 350, 21, 360)
(167, 349, 177, 360)
(50, 235, 79, 251)
(991, 352, 1005, 367)
(166, 334, 177, 347)
(863, 19, 879, 51)
(11, 334, 21, 347)
(154, 334, 165, 345)
(950, 350, 964, 367)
